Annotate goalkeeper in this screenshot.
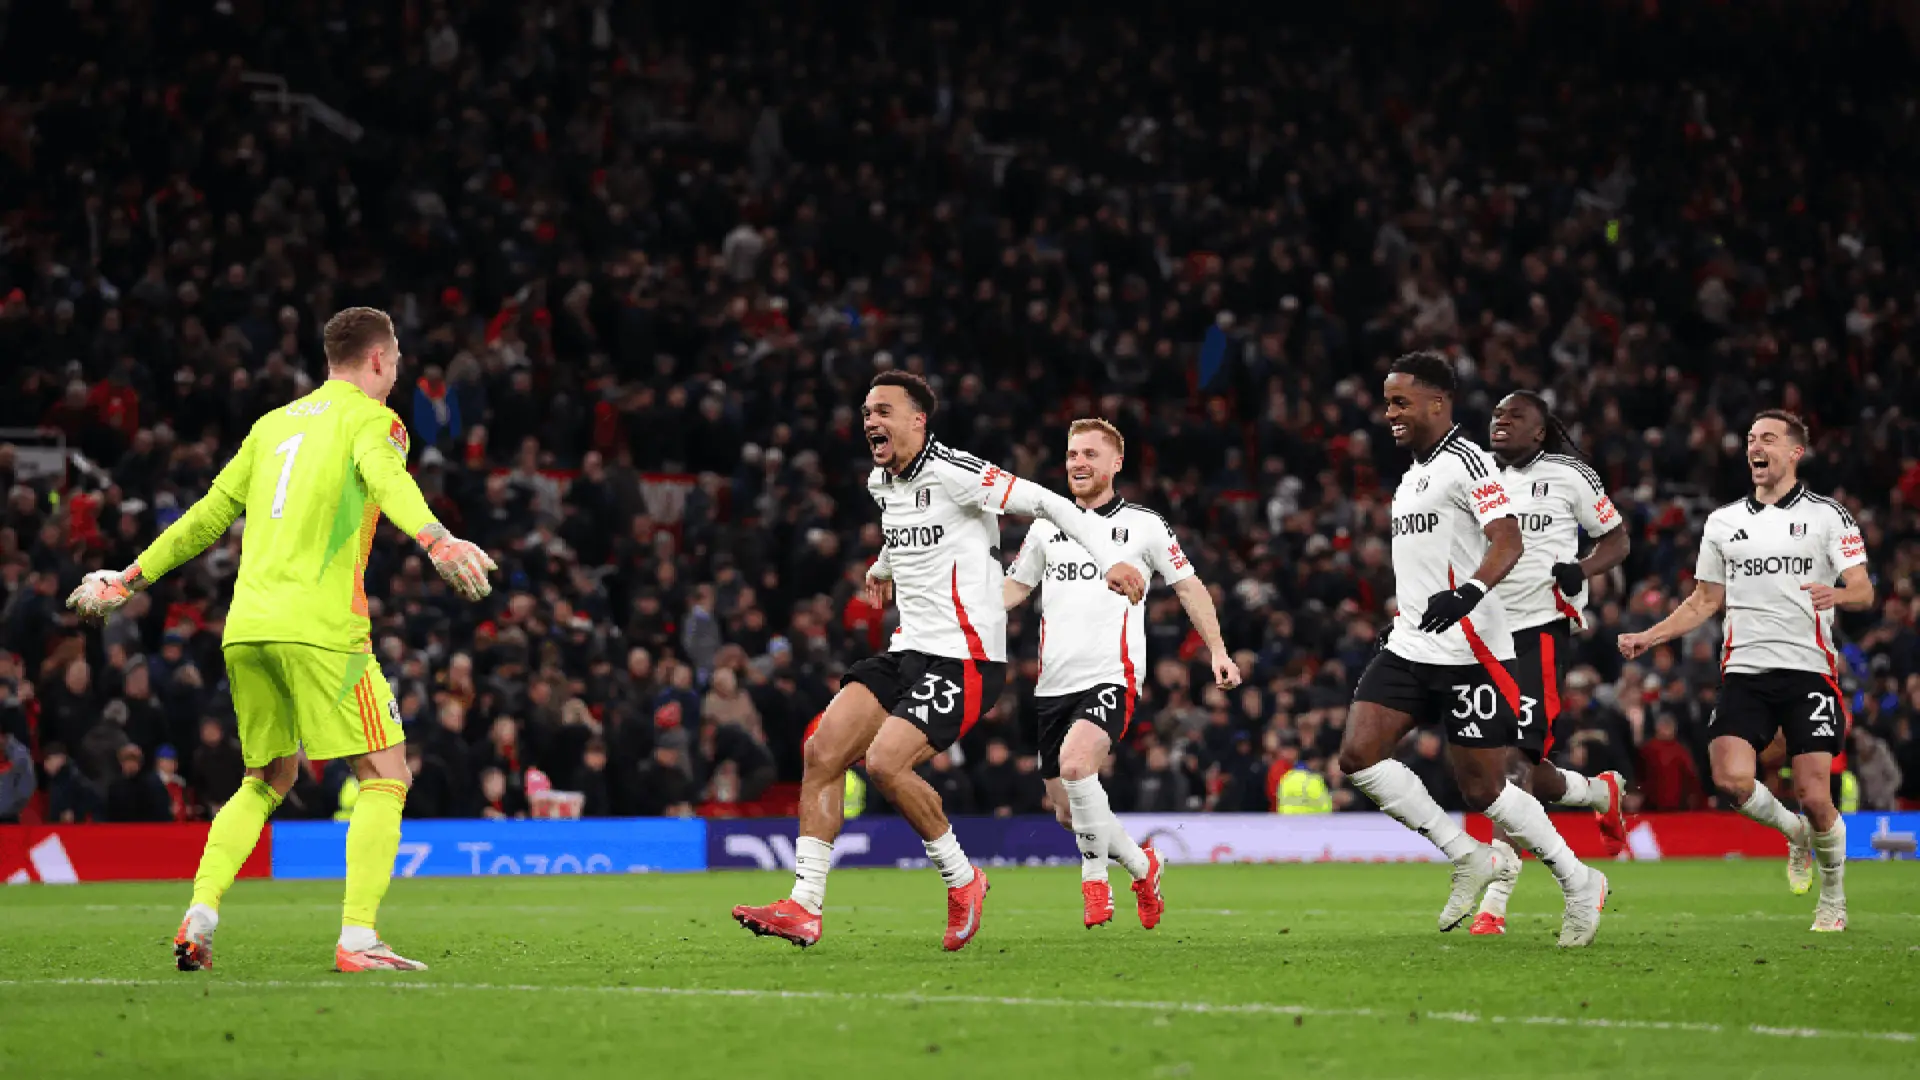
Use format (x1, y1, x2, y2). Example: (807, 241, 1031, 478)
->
(69, 307, 496, 973)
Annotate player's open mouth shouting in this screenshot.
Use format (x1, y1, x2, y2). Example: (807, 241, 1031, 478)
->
(865, 418, 897, 467)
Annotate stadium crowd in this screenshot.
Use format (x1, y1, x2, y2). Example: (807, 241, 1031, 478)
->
(3, 0, 1920, 825)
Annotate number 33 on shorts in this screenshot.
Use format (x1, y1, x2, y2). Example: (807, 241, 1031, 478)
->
(910, 672, 962, 721)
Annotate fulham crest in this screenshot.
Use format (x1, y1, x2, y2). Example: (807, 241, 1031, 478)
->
(1112, 527, 1129, 544)
(916, 488, 932, 509)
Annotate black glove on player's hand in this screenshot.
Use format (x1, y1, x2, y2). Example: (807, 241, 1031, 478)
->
(1551, 561, 1587, 596)
(1419, 581, 1486, 634)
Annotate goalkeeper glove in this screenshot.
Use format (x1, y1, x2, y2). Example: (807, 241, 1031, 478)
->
(416, 525, 498, 601)
(1418, 580, 1487, 634)
(67, 565, 145, 619)
(1551, 561, 1588, 596)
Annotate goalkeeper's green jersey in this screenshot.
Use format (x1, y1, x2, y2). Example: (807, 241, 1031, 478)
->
(135, 379, 439, 654)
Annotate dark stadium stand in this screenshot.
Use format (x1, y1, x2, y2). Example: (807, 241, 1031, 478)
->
(2, 0, 1919, 828)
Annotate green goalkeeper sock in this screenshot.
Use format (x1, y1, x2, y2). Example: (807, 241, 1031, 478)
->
(341, 779, 408, 937)
(190, 776, 282, 912)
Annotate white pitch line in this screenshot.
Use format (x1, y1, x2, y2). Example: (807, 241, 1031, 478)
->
(1, 978, 1912, 1044)
(45, 903, 1920, 922)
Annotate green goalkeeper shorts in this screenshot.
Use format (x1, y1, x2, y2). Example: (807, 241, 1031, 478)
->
(223, 642, 404, 767)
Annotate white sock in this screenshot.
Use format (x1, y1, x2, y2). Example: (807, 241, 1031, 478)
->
(1813, 819, 1846, 897)
(1064, 777, 1112, 883)
(790, 836, 833, 915)
(924, 829, 976, 889)
(1486, 782, 1588, 891)
(1478, 837, 1518, 918)
(186, 902, 219, 929)
(338, 925, 378, 951)
(1737, 786, 1806, 841)
(1064, 775, 1149, 881)
(1555, 770, 1608, 811)
(1351, 759, 1480, 863)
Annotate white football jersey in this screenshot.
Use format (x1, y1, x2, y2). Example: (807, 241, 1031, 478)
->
(1493, 451, 1624, 633)
(1387, 426, 1518, 666)
(1008, 497, 1196, 697)
(1694, 484, 1866, 678)
(868, 437, 1127, 665)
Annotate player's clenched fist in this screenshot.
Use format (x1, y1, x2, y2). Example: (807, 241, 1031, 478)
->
(67, 565, 145, 618)
(1616, 631, 1653, 660)
(1104, 563, 1146, 604)
(416, 525, 498, 601)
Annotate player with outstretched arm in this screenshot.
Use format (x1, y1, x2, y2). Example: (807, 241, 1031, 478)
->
(731, 371, 1145, 951)
(1619, 410, 1870, 932)
(1000, 418, 1240, 929)
(67, 307, 496, 972)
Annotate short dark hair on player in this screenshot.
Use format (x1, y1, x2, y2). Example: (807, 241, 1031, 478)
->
(1389, 351, 1456, 393)
(1753, 408, 1808, 445)
(871, 370, 937, 415)
(323, 307, 396, 368)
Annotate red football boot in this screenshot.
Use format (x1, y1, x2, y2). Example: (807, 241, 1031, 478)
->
(943, 866, 989, 951)
(1594, 771, 1628, 856)
(1082, 880, 1115, 928)
(732, 898, 823, 948)
(1130, 840, 1166, 929)
(1468, 912, 1507, 935)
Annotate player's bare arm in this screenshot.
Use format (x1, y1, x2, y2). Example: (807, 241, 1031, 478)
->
(1170, 576, 1239, 688)
(1419, 515, 1522, 634)
(865, 548, 894, 608)
(1802, 564, 1872, 612)
(1002, 577, 1033, 611)
(1618, 581, 1726, 659)
(1562, 524, 1630, 594)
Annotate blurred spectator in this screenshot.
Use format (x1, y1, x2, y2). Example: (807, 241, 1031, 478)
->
(925, 750, 977, 816)
(571, 737, 613, 818)
(1851, 730, 1904, 811)
(971, 740, 1020, 817)
(636, 734, 695, 816)
(1131, 745, 1191, 812)
(191, 719, 246, 808)
(105, 744, 171, 823)
(1637, 716, 1706, 812)
(698, 719, 776, 804)
(478, 766, 528, 820)
(153, 746, 194, 823)
(0, 731, 35, 822)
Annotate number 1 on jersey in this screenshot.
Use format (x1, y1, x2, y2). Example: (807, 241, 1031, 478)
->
(271, 432, 305, 518)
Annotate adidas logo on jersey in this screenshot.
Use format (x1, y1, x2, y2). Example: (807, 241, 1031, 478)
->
(1811, 723, 1835, 737)
(1455, 722, 1483, 740)
(1729, 529, 1750, 542)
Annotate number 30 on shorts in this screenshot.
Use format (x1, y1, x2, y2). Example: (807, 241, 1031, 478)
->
(1450, 684, 1500, 721)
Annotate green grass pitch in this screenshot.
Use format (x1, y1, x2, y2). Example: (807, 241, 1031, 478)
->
(1, 861, 1915, 1079)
